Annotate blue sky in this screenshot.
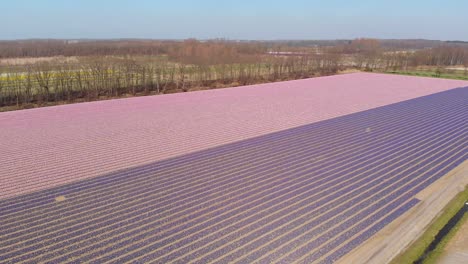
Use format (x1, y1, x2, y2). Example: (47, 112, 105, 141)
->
(2, 0, 467, 40)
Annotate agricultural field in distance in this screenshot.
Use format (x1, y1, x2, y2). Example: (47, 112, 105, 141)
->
(1, 73, 467, 263)
(1, 39, 467, 112)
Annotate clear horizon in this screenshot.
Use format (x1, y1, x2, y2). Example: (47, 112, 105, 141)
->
(2, 0, 468, 41)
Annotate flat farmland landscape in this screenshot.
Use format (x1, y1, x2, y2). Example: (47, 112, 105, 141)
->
(0, 73, 467, 263)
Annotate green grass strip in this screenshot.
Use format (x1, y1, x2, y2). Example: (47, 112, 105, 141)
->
(383, 70, 468, 81)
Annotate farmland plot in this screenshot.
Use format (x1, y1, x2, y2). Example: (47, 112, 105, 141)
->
(0, 73, 467, 263)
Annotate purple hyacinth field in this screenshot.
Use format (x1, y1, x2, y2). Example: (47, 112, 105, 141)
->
(0, 73, 467, 263)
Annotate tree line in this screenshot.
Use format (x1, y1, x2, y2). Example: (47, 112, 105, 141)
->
(0, 52, 341, 109)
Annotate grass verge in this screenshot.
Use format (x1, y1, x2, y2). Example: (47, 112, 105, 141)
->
(390, 185, 468, 264)
(383, 70, 468, 81)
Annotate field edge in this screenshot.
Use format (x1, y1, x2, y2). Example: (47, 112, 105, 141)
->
(337, 160, 468, 264)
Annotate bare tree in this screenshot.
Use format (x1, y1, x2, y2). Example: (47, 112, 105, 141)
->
(34, 63, 53, 104)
